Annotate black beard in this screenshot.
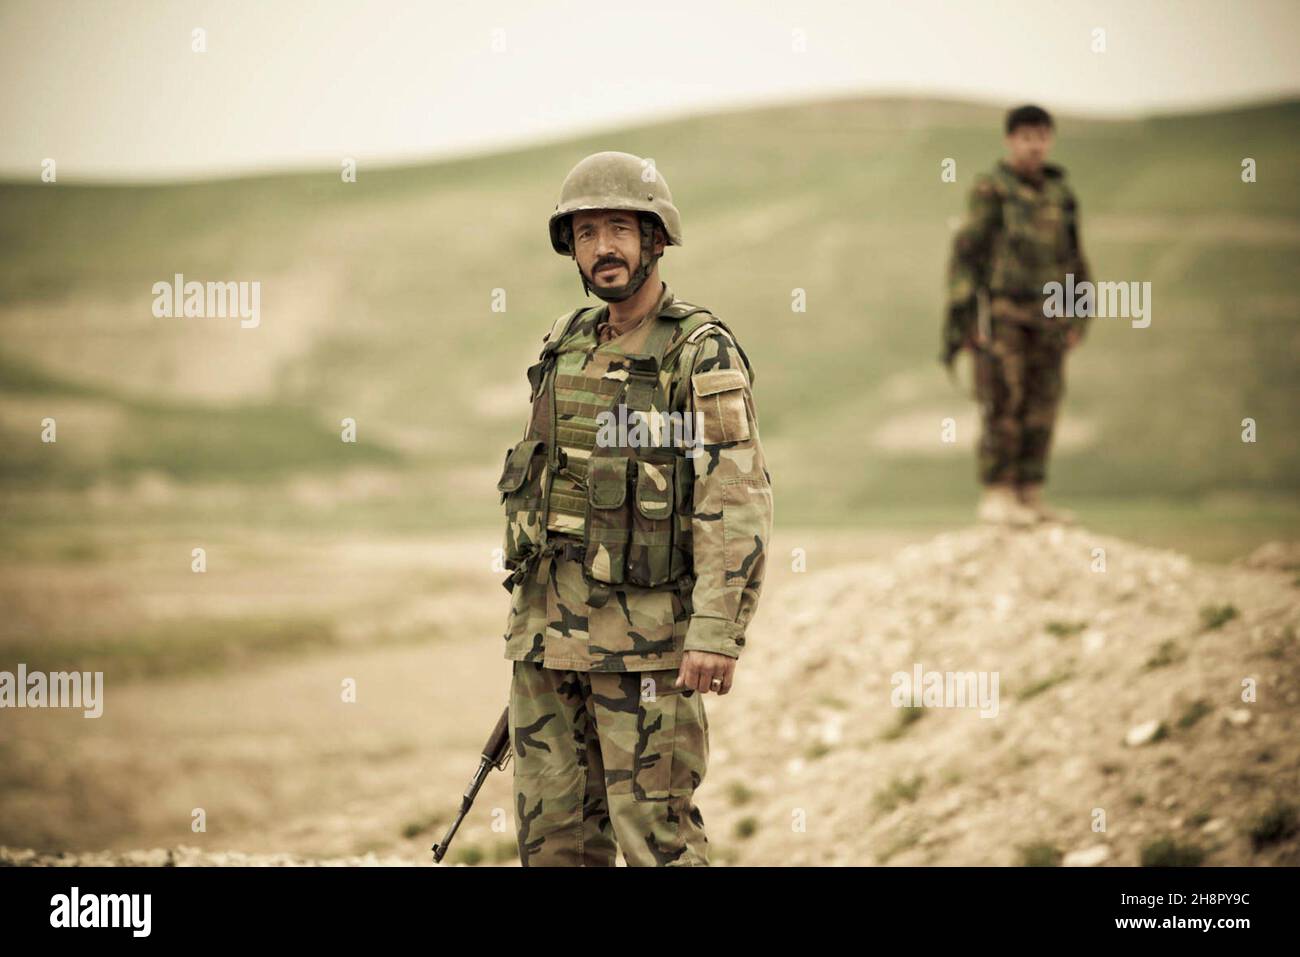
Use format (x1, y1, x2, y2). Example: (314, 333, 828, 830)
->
(582, 259, 646, 302)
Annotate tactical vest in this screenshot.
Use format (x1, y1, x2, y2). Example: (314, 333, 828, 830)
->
(987, 163, 1083, 300)
(495, 300, 751, 596)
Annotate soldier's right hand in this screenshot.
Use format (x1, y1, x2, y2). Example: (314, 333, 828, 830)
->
(676, 650, 737, 695)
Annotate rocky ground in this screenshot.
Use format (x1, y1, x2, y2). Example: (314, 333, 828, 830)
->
(4, 524, 1297, 867)
(0, 845, 420, 867)
(706, 524, 1300, 866)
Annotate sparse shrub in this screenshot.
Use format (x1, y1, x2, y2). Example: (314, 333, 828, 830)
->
(1199, 604, 1238, 631)
(1018, 841, 1062, 867)
(728, 782, 754, 806)
(873, 774, 925, 813)
(1017, 669, 1072, 701)
(401, 812, 443, 839)
(882, 706, 924, 740)
(877, 830, 921, 864)
(1265, 626, 1295, 659)
(1177, 699, 1212, 729)
(1145, 640, 1181, 670)
(734, 816, 759, 840)
(1141, 837, 1204, 867)
(453, 843, 485, 866)
(1045, 620, 1087, 638)
(491, 839, 518, 864)
(1247, 801, 1299, 851)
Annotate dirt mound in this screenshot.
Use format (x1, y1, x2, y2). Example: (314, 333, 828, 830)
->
(707, 525, 1300, 865)
(1239, 541, 1300, 573)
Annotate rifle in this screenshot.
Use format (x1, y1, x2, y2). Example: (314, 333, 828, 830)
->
(431, 706, 512, 863)
(941, 293, 990, 395)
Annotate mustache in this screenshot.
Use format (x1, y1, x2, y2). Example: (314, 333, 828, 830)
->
(592, 257, 628, 274)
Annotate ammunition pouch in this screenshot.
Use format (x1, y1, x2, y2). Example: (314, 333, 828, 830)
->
(583, 456, 632, 586)
(496, 438, 546, 568)
(581, 452, 684, 590)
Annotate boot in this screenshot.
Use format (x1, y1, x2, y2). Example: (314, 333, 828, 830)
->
(977, 483, 1040, 527)
(1018, 482, 1076, 524)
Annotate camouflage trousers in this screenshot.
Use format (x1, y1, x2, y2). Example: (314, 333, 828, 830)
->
(509, 660, 711, 866)
(974, 320, 1067, 485)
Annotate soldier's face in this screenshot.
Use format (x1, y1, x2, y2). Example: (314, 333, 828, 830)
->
(1005, 124, 1054, 172)
(571, 210, 662, 289)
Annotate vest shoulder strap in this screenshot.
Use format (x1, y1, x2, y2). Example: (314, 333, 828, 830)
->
(627, 299, 710, 371)
(539, 306, 594, 358)
(614, 302, 715, 413)
(658, 300, 710, 322)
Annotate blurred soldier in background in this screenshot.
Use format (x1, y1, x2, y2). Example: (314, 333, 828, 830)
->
(943, 104, 1092, 525)
(496, 151, 773, 865)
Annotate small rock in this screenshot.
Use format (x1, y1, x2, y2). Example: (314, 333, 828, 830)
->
(1226, 709, 1252, 726)
(993, 593, 1014, 619)
(1125, 720, 1162, 747)
(1063, 845, 1110, 867)
(819, 717, 844, 746)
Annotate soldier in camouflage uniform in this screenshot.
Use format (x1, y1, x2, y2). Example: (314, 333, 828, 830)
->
(943, 104, 1091, 525)
(496, 151, 773, 866)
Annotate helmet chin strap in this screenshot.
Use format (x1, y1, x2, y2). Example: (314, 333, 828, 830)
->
(577, 216, 662, 302)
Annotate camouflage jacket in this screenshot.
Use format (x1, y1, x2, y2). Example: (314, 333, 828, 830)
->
(945, 160, 1092, 350)
(499, 283, 773, 671)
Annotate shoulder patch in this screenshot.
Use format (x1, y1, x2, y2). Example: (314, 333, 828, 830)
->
(691, 367, 751, 443)
(692, 367, 748, 396)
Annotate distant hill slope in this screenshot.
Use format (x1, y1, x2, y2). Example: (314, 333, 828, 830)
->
(709, 524, 1300, 866)
(1, 96, 1298, 521)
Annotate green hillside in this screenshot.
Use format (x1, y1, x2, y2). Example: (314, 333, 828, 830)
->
(2, 95, 1297, 538)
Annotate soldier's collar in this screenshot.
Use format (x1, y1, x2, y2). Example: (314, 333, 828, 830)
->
(656, 282, 675, 316)
(998, 160, 1044, 187)
(594, 282, 673, 342)
(997, 159, 1065, 185)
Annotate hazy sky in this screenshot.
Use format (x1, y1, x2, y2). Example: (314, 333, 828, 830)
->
(3, 0, 1298, 181)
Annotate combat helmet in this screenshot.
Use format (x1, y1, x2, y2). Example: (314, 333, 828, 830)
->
(548, 151, 683, 301)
